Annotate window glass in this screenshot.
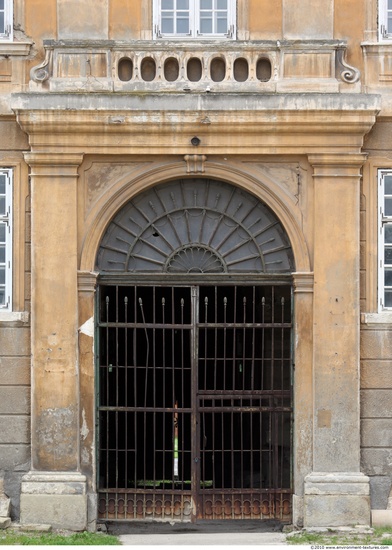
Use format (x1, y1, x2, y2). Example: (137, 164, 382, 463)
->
(0, 220, 5, 305)
(385, 225, 392, 243)
(0, 170, 11, 309)
(155, 0, 234, 38)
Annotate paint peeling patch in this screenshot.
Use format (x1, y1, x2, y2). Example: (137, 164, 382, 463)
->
(79, 317, 94, 338)
(81, 409, 89, 441)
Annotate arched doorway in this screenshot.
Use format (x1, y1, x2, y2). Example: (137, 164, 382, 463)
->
(95, 178, 295, 522)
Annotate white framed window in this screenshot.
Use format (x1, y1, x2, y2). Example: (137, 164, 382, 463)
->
(379, 0, 392, 40)
(378, 170, 392, 309)
(0, 0, 13, 41)
(153, 0, 236, 39)
(0, 169, 12, 309)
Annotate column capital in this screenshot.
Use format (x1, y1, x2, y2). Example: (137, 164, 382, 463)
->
(24, 152, 84, 178)
(293, 272, 314, 294)
(77, 271, 98, 293)
(308, 153, 368, 178)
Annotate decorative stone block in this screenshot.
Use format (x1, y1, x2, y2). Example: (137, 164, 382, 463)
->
(20, 472, 87, 531)
(304, 472, 371, 527)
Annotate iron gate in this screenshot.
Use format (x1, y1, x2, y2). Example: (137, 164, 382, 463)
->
(97, 283, 293, 522)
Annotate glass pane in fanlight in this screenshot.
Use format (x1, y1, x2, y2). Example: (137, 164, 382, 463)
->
(217, 0, 227, 9)
(177, 0, 189, 9)
(200, 0, 212, 9)
(0, 175, 5, 194)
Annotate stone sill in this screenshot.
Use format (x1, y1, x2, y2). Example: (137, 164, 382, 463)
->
(0, 41, 32, 56)
(361, 312, 392, 325)
(0, 311, 29, 323)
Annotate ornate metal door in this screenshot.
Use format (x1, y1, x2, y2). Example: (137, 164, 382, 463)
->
(95, 178, 294, 522)
(97, 282, 292, 522)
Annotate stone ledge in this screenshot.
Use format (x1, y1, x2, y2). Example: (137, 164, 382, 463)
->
(372, 510, 392, 527)
(361, 312, 392, 325)
(21, 472, 87, 495)
(0, 311, 30, 323)
(22, 472, 86, 484)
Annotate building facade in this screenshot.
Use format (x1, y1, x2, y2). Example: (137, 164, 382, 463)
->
(1, 0, 391, 530)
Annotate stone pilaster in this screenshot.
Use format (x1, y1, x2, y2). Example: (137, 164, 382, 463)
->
(292, 272, 314, 527)
(304, 154, 370, 527)
(20, 152, 87, 530)
(77, 271, 98, 530)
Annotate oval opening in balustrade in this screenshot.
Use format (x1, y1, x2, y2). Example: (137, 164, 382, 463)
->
(256, 57, 272, 82)
(187, 57, 202, 82)
(141, 57, 156, 82)
(164, 57, 180, 82)
(233, 57, 249, 82)
(210, 57, 226, 82)
(118, 57, 133, 82)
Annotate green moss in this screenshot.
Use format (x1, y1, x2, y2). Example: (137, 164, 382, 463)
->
(0, 530, 120, 546)
(288, 526, 392, 546)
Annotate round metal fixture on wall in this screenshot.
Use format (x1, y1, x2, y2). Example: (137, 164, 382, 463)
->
(96, 179, 294, 274)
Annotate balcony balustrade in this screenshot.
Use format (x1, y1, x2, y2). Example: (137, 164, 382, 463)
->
(30, 40, 360, 94)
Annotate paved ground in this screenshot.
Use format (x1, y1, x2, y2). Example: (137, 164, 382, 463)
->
(109, 520, 288, 546)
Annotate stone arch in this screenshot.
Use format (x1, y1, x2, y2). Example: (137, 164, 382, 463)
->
(80, 161, 311, 273)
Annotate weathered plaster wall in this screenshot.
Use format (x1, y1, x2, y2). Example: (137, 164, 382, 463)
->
(0, 124, 30, 520)
(0, 326, 31, 520)
(360, 124, 392, 511)
(361, 327, 392, 509)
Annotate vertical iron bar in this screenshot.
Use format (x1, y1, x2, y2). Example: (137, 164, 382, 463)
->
(162, 296, 166, 486)
(251, 287, 255, 392)
(233, 287, 237, 391)
(115, 287, 119, 489)
(153, 288, 156, 489)
(242, 296, 246, 391)
(280, 297, 285, 491)
(192, 285, 200, 521)
(204, 296, 208, 392)
(223, 296, 227, 391)
(124, 296, 128, 491)
(105, 295, 110, 489)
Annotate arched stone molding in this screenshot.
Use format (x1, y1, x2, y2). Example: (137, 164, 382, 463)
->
(79, 158, 311, 274)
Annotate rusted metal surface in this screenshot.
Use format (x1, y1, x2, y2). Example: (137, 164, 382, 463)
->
(97, 284, 292, 522)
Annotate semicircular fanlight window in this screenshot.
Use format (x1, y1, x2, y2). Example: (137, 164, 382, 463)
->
(96, 179, 294, 274)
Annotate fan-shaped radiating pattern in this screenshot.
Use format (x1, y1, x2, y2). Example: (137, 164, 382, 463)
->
(96, 179, 294, 273)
